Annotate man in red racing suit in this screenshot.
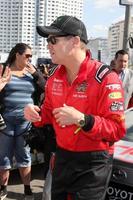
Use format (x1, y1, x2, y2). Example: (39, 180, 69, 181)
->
(29, 51, 125, 200)
(24, 15, 126, 200)
(34, 52, 125, 153)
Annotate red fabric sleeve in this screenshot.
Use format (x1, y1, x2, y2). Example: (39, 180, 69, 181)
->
(84, 72, 126, 143)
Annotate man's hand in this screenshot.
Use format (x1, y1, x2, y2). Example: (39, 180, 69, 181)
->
(24, 104, 41, 122)
(53, 104, 84, 127)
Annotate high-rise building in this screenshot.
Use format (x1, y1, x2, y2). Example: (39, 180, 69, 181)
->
(0, 0, 36, 53)
(0, 0, 83, 59)
(35, 0, 84, 58)
(108, 17, 133, 61)
(88, 38, 109, 64)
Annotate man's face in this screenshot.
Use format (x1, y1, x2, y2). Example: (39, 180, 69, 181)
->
(115, 54, 128, 74)
(46, 35, 74, 65)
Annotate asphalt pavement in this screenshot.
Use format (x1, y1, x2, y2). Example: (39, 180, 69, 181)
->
(5, 164, 45, 200)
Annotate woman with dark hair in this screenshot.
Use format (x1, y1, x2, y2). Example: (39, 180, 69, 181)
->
(0, 43, 45, 200)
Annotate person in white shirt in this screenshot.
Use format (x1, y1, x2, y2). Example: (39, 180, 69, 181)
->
(113, 49, 133, 109)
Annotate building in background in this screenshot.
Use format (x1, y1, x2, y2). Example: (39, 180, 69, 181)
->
(0, 0, 83, 61)
(35, 0, 84, 58)
(108, 17, 133, 62)
(88, 37, 109, 64)
(0, 52, 8, 64)
(108, 20, 124, 61)
(0, 0, 36, 53)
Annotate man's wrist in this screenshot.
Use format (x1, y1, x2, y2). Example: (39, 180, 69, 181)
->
(82, 114, 95, 132)
(77, 114, 86, 127)
(75, 113, 95, 132)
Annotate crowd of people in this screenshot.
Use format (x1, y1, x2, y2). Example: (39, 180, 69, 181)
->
(0, 14, 132, 200)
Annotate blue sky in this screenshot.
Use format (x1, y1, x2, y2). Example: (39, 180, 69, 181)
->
(83, 0, 133, 38)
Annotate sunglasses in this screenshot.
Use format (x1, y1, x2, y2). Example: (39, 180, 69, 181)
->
(47, 35, 71, 45)
(25, 54, 32, 58)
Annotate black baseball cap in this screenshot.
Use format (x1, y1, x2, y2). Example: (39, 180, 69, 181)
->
(36, 15, 88, 44)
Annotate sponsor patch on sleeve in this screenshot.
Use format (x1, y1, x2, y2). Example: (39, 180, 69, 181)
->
(106, 83, 121, 90)
(108, 92, 122, 99)
(110, 102, 124, 111)
(95, 64, 111, 83)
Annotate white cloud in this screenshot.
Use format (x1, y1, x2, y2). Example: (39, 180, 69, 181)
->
(93, 0, 118, 9)
(93, 24, 108, 32)
(112, 15, 125, 23)
(87, 24, 108, 38)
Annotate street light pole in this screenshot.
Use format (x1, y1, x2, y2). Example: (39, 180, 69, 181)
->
(123, 5, 131, 50)
(98, 49, 101, 62)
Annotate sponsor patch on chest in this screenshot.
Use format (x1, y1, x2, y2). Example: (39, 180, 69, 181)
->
(52, 79, 63, 96)
(74, 81, 88, 98)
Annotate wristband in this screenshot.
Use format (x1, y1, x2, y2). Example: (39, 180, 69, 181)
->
(82, 114, 95, 132)
(74, 114, 95, 134)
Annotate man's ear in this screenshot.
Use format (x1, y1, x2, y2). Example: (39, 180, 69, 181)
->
(73, 36, 81, 46)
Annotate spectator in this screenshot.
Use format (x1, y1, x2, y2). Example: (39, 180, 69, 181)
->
(113, 49, 133, 109)
(110, 59, 115, 69)
(0, 43, 45, 200)
(24, 15, 126, 200)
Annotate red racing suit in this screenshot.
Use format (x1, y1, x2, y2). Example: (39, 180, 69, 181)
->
(35, 51, 126, 152)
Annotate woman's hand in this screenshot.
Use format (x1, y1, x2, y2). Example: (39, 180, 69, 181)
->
(0, 64, 11, 91)
(25, 63, 36, 74)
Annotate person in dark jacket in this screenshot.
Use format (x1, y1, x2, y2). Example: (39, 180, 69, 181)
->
(0, 43, 45, 200)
